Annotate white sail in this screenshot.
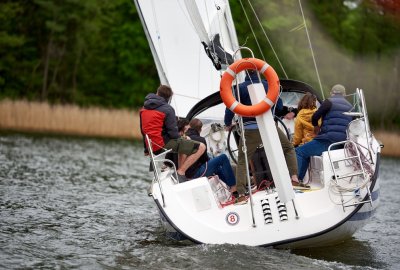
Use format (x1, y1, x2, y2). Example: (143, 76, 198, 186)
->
(134, 0, 240, 119)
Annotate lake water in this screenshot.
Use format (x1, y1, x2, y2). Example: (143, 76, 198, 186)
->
(1, 133, 399, 269)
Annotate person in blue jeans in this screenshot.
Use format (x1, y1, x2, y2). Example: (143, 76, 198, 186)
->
(185, 118, 237, 193)
(296, 84, 353, 182)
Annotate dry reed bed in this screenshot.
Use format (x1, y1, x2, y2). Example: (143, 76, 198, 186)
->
(0, 99, 141, 139)
(0, 99, 399, 157)
(374, 130, 400, 158)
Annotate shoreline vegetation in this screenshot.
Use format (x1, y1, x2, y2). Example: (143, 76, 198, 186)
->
(0, 99, 399, 158)
(0, 99, 141, 140)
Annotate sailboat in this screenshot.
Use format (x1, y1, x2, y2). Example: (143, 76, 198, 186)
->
(133, 0, 381, 248)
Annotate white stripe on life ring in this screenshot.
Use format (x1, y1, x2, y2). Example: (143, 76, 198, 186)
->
(229, 101, 239, 111)
(260, 63, 270, 74)
(263, 97, 274, 106)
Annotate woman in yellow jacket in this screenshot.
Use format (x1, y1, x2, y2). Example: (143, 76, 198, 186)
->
(293, 93, 320, 147)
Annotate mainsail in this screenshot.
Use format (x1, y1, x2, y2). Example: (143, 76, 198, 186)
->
(134, 0, 241, 119)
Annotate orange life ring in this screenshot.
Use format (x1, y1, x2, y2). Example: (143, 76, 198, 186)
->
(220, 58, 280, 117)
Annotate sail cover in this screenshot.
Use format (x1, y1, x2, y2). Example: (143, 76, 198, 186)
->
(134, 0, 240, 119)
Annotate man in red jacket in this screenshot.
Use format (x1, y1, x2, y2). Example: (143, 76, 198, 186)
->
(140, 85, 206, 183)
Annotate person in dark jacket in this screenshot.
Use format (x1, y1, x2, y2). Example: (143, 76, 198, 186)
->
(177, 118, 190, 137)
(224, 70, 300, 196)
(185, 118, 237, 193)
(295, 84, 353, 182)
(140, 85, 206, 183)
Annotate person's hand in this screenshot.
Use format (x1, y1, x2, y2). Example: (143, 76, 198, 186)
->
(284, 111, 295, 120)
(225, 125, 232, 131)
(144, 152, 149, 156)
(314, 126, 320, 135)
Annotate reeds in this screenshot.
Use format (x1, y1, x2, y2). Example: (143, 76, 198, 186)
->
(0, 99, 399, 157)
(374, 130, 400, 158)
(0, 99, 141, 139)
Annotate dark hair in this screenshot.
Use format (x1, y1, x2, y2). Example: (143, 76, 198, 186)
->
(157, 85, 173, 101)
(297, 93, 316, 111)
(177, 118, 189, 133)
(189, 118, 203, 132)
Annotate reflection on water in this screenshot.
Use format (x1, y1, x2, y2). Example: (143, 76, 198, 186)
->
(0, 133, 399, 269)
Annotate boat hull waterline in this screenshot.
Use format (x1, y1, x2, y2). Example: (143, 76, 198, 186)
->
(150, 152, 380, 248)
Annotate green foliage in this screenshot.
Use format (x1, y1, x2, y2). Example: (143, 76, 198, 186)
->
(0, 0, 158, 109)
(309, 0, 400, 55)
(229, 0, 399, 129)
(0, 0, 398, 129)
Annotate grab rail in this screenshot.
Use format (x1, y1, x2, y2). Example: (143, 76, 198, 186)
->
(327, 140, 372, 211)
(357, 88, 374, 163)
(145, 134, 178, 207)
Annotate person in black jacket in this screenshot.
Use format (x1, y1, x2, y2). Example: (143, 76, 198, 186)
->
(140, 85, 206, 183)
(185, 118, 237, 193)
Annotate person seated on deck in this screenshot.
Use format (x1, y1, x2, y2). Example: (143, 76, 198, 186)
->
(295, 84, 353, 183)
(224, 69, 301, 196)
(184, 118, 238, 195)
(163, 117, 191, 168)
(177, 118, 190, 138)
(139, 85, 206, 183)
(292, 93, 320, 147)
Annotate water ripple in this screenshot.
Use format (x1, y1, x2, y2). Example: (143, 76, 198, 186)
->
(0, 133, 398, 269)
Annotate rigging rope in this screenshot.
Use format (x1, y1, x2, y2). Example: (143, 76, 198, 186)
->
(246, 0, 288, 79)
(297, 0, 325, 99)
(237, 0, 325, 97)
(238, 0, 265, 60)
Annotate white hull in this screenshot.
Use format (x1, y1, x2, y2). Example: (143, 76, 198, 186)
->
(151, 146, 380, 248)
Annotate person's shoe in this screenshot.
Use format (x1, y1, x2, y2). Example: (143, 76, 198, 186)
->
(244, 183, 257, 196)
(292, 180, 310, 189)
(234, 195, 248, 205)
(300, 182, 310, 188)
(177, 173, 189, 183)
